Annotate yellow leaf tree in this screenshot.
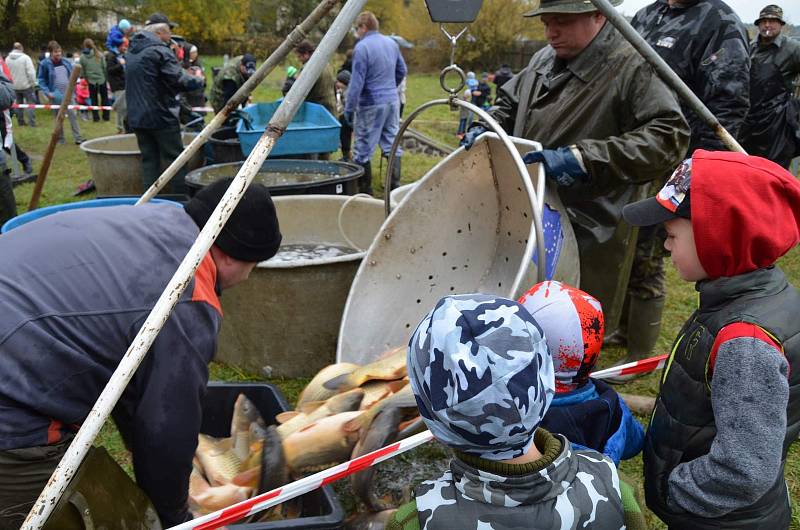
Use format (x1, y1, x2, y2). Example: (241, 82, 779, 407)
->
(146, 0, 251, 44)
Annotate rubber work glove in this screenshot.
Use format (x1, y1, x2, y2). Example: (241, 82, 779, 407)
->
(523, 146, 588, 187)
(343, 111, 354, 128)
(460, 125, 487, 151)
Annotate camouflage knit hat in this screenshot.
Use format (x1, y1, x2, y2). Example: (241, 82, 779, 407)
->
(407, 294, 555, 461)
(524, 0, 622, 17)
(755, 5, 786, 25)
(519, 281, 604, 393)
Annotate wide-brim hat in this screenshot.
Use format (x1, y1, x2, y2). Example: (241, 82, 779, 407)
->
(755, 5, 785, 25)
(524, 0, 622, 17)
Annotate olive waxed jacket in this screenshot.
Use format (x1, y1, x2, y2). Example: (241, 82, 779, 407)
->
(486, 22, 689, 329)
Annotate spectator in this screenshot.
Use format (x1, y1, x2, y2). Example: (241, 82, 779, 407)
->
(106, 37, 128, 133)
(106, 19, 133, 51)
(79, 38, 109, 122)
(182, 45, 206, 112)
(37, 40, 84, 145)
(74, 77, 91, 121)
(388, 294, 629, 530)
(473, 71, 492, 109)
(281, 65, 297, 97)
(741, 4, 800, 168)
(344, 11, 407, 194)
(0, 71, 17, 225)
(126, 13, 204, 193)
(624, 152, 800, 528)
(519, 281, 645, 467)
(493, 63, 513, 89)
(209, 54, 256, 114)
(6, 43, 37, 127)
(294, 40, 336, 115)
(335, 69, 352, 161)
(456, 85, 473, 138)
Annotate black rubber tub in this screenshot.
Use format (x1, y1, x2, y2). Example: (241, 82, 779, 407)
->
(185, 159, 363, 197)
(201, 382, 345, 529)
(208, 126, 245, 164)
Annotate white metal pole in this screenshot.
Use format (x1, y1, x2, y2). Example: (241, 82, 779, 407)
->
(136, 0, 341, 205)
(22, 1, 367, 527)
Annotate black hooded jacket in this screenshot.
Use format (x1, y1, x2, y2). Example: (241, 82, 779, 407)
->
(125, 30, 203, 129)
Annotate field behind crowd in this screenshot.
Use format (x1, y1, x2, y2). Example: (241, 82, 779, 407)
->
(5, 60, 799, 528)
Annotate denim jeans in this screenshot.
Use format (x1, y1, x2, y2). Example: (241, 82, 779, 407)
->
(352, 101, 402, 165)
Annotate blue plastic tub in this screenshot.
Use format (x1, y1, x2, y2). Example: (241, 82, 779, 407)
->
(237, 101, 341, 157)
(1, 198, 180, 233)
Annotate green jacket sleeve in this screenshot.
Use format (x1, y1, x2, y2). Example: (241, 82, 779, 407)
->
(574, 60, 690, 193)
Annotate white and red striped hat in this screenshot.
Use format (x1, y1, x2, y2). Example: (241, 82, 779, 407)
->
(518, 281, 604, 393)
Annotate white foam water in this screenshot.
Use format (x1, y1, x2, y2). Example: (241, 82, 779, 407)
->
(269, 243, 359, 263)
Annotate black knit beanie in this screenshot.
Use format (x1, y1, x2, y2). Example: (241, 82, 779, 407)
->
(184, 177, 282, 262)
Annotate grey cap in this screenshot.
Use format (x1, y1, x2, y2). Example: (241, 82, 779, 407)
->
(524, 0, 622, 17)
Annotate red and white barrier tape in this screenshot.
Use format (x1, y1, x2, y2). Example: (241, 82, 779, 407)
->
(590, 353, 668, 380)
(11, 103, 213, 113)
(169, 430, 433, 530)
(168, 353, 668, 530)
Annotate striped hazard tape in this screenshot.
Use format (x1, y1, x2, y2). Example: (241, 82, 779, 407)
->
(168, 353, 668, 529)
(11, 103, 214, 113)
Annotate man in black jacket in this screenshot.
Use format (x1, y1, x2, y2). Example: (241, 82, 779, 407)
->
(126, 13, 204, 194)
(106, 38, 128, 133)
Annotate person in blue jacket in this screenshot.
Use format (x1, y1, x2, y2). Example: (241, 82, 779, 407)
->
(519, 280, 645, 465)
(37, 40, 84, 145)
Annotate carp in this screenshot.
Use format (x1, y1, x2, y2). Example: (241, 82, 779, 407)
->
(230, 394, 266, 461)
(350, 406, 404, 512)
(323, 347, 407, 391)
(296, 362, 360, 407)
(283, 411, 364, 474)
(276, 388, 365, 439)
(344, 384, 416, 437)
(196, 434, 242, 486)
(191, 482, 253, 513)
(359, 380, 406, 411)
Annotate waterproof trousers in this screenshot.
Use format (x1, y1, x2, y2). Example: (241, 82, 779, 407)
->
(133, 126, 187, 195)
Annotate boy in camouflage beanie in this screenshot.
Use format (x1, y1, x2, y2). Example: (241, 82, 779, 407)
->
(519, 281, 645, 466)
(388, 294, 626, 530)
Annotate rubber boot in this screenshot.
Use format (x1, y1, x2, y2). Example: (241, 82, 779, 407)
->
(606, 295, 665, 384)
(389, 156, 402, 190)
(358, 160, 373, 196)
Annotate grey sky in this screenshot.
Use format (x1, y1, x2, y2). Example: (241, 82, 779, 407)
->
(616, 1, 800, 26)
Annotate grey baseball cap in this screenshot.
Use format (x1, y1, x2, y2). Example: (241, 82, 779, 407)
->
(524, 0, 622, 17)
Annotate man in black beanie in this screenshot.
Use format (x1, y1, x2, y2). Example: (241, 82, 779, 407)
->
(0, 179, 280, 528)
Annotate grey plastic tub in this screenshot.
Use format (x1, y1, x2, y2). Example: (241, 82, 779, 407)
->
(214, 195, 385, 378)
(80, 133, 204, 196)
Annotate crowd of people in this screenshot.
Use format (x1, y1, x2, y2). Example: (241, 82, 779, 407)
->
(0, 1, 799, 529)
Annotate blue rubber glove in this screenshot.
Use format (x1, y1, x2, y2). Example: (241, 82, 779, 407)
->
(522, 146, 588, 187)
(343, 111, 354, 128)
(460, 125, 487, 151)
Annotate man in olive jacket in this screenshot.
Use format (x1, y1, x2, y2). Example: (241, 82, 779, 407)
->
(126, 13, 204, 194)
(464, 0, 689, 333)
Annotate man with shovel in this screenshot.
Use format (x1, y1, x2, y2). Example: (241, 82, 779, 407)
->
(0, 179, 281, 528)
(463, 0, 689, 341)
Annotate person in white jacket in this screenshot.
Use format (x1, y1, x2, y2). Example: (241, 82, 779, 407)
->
(6, 43, 37, 127)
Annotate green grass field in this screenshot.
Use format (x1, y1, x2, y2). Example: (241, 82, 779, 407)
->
(5, 62, 798, 527)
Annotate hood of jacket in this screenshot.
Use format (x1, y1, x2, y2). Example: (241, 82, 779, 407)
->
(7, 50, 24, 61)
(128, 31, 167, 56)
(691, 150, 800, 278)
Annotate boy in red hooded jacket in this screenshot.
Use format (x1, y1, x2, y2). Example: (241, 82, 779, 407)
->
(623, 150, 800, 529)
